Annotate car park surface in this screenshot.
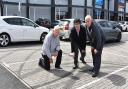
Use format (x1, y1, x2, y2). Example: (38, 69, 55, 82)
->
(0, 32, 128, 89)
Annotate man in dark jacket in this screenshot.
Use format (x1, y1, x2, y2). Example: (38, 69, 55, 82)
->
(85, 15, 105, 77)
(70, 19, 87, 69)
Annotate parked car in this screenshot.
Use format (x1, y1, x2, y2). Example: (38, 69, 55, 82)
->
(0, 16, 49, 47)
(59, 19, 83, 39)
(35, 18, 51, 29)
(119, 21, 128, 32)
(95, 19, 122, 42)
(109, 21, 123, 31)
(51, 20, 60, 28)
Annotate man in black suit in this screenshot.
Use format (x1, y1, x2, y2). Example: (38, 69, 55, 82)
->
(85, 15, 105, 77)
(70, 19, 87, 69)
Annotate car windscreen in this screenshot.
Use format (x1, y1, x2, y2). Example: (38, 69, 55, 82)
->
(59, 20, 70, 26)
(98, 21, 112, 28)
(120, 21, 125, 24)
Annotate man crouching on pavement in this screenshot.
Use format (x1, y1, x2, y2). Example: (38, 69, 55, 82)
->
(41, 25, 62, 70)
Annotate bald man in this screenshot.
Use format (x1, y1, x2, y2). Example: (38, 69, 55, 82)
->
(40, 25, 62, 70)
(85, 15, 105, 77)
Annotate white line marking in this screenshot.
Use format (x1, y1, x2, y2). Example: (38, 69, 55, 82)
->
(77, 65, 128, 89)
(3, 62, 10, 67)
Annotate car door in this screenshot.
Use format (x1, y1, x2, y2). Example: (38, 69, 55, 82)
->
(3, 18, 24, 41)
(107, 22, 118, 39)
(98, 21, 112, 40)
(20, 18, 41, 41)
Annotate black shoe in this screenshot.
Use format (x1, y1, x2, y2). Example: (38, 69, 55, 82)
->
(55, 66, 62, 69)
(38, 58, 50, 71)
(89, 68, 94, 72)
(73, 66, 78, 69)
(80, 59, 86, 64)
(92, 72, 99, 77)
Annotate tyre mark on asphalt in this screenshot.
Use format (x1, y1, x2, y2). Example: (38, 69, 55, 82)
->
(0, 48, 40, 52)
(17, 49, 40, 76)
(0, 49, 23, 61)
(0, 48, 40, 63)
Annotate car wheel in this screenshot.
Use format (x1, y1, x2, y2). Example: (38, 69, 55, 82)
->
(0, 34, 10, 47)
(116, 33, 122, 42)
(40, 33, 48, 43)
(126, 28, 128, 32)
(59, 36, 63, 40)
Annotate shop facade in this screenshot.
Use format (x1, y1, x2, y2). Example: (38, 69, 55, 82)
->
(0, 0, 128, 22)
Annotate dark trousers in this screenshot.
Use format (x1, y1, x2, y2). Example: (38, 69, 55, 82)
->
(74, 47, 85, 66)
(92, 48, 103, 73)
(42, 50, 62, 70)
(71, 41, 75, 52)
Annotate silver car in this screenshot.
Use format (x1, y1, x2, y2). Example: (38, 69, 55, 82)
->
(95, 19, 122, 42)
(59, 19, 84, 39)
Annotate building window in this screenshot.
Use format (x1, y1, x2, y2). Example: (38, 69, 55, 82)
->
(104, 0, 108, 10)
(118, 13, 124, 21)
(104, 11, 108, 20)
(0, 7, 1, 16)
(55, 7, 68, 20)
(3, 0, 26, 3)
(87, 8, 93, 17)
(55, 0, 68, 5)
(87, 0, 92, 7)
(109, 12, 114, 20)
(94, 9, 102, 19)
(29, 0, 51, 4)
(72, 7, 84, 20)
(3, 4, 26, 17)
(72, 0, 85, 6)
(126, 2, 128, 13)
(29, 6, 51, 21)
(109, 0, 114, 11)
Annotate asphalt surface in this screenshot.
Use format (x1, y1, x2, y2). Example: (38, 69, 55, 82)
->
(0, 32, 128, 89)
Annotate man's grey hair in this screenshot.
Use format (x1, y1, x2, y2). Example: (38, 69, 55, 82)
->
(85, 15, 92, 20)
(53, 25, 61, 31)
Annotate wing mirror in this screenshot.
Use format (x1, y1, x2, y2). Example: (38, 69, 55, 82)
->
(34, 24, 38, 28)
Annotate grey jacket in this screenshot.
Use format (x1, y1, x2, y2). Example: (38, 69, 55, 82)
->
(41, 31, 60, 59)
(87, 21, 105, 50)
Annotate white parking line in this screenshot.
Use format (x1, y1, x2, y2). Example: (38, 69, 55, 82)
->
(77, 65, 128, 89)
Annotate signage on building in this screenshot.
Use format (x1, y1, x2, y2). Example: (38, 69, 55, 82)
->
(126, 2, 128, 13)
(95, 0, 103, 6)
(118, 0, 125, 12)
(118, 0, 125, 4)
